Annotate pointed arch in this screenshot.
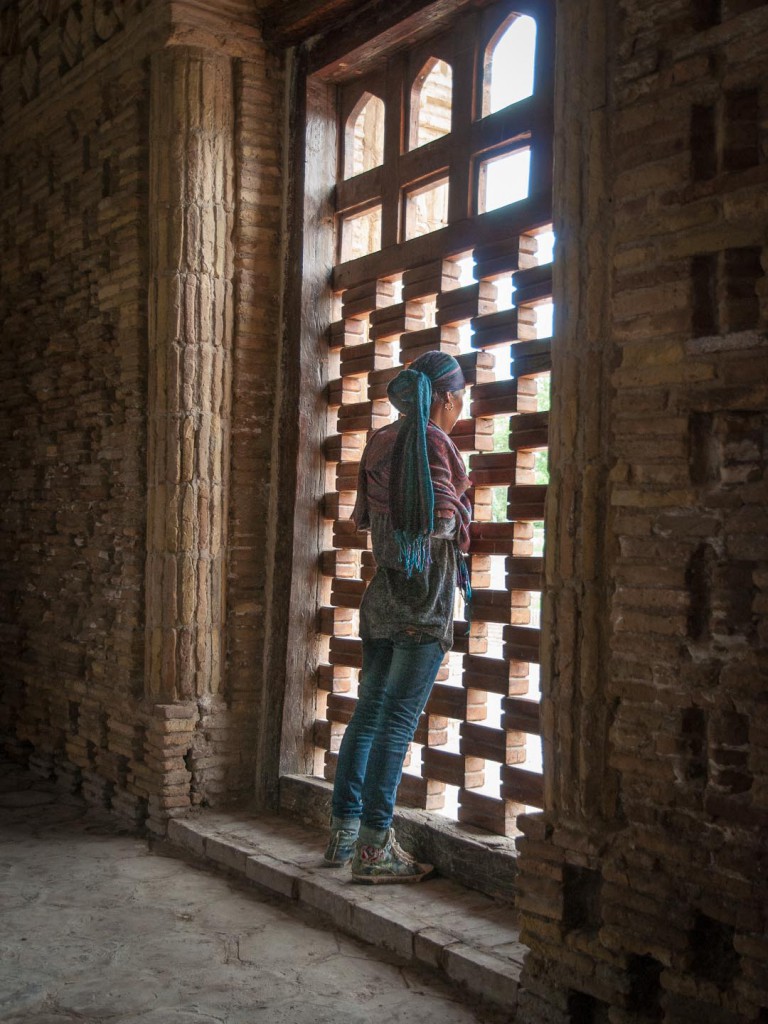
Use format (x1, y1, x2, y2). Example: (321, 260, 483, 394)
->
(482, 13, 537, 117)
(409, 57, 453, 150)
(343, 92, 385, 179)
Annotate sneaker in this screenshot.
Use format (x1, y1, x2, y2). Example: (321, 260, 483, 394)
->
(323, 827, 358, 867)
(351, 829, 434, 884)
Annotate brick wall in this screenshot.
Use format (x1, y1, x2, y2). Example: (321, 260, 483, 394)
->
(0, 0, 154, 821)
(516, 1, 768, 1021)
(0, 0, 284, 829)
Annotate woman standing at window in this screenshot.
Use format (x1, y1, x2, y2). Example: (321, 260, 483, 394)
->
(324, 351, 471, 883)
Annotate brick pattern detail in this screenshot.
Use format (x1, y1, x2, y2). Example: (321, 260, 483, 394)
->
(515, 1, 768, 1021)
(0, 1, 150, 108)
(0, 3, 284, 828)
(0, 5, 152, 826)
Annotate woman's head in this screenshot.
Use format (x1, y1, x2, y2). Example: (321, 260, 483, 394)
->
(387, 350, 466, 433)
(408, 350, 465, 395)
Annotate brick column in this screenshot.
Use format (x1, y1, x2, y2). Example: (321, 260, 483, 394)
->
(538, 0, 616, 823)
(514, 0, 616, 1019)
(145, 46, 234, 701)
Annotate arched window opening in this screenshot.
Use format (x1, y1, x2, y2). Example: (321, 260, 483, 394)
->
(482, 14, 537, 116)
(404, 177, 450, 240)
(340, 204, 382, 262)
(344, 92, 385, 179)
(410, 58, 453, 149)
(477, 146, 531, 214)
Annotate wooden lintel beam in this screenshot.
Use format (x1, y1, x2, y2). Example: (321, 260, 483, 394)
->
(262, 0, 472, 56)
(307, 0, 479, 79)
(333, 190, 553, 291)
(261, 0, 365, 48)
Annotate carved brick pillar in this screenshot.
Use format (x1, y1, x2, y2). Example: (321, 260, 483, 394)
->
(145, 46, 234, 701)
(514, 0, 617, 1019)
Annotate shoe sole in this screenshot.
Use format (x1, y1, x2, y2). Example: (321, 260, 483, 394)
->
(351, 866, 434, 885)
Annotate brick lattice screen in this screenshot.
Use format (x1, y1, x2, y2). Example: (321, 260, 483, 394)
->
(313, 0, 555, 836)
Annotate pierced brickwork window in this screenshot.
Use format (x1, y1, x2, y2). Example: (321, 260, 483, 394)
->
(410, 58, 453, 149)
(345, 92, 386, 178)
(315, 0, 555, 837)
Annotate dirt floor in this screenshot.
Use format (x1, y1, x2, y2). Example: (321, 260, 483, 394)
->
(0, 758, 508, 1024)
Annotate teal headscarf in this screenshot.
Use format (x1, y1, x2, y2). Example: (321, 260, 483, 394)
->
(386, 351, 465, 576)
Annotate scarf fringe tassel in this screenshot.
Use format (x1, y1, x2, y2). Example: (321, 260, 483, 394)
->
(458, 554, 472, 621)
(394, 531, 432, 577)
(458, 554, 472, 606)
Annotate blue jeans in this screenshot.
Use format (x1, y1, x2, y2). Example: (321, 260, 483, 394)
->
(331, 633, 445, 833)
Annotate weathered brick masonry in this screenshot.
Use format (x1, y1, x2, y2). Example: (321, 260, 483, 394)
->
(515, 1, 768, 1021)
(0, 0, 284, 832)
(1, 0, 767, 1017)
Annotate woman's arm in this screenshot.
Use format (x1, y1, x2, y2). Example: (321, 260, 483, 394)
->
(351, 440, 370, 530)
(427, 426, 472, 552)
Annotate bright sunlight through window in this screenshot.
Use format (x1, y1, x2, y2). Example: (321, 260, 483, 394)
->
(484, 14, 537, 116)
(478, 148, 531, 213)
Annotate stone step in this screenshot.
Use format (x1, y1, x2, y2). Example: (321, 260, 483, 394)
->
(166, 811, 526, 1011)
